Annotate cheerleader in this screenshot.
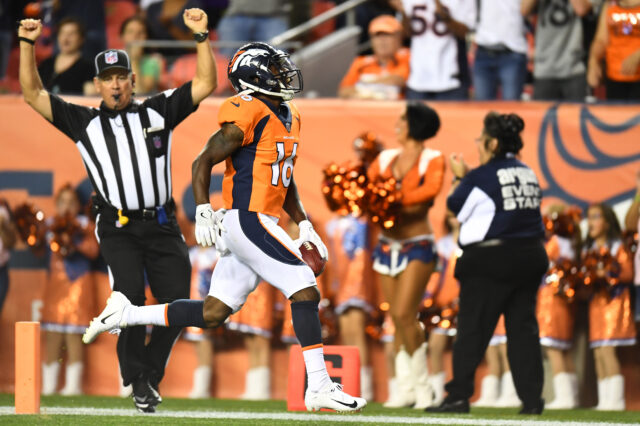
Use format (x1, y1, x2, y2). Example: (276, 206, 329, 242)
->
(227, 281, 276, 400)
(585, 203, 635, 411)
(41, 184, 99, 395)
(368, 102, 445, 409)
(324, 132, 383, 401)
(536, 206, 581, 408)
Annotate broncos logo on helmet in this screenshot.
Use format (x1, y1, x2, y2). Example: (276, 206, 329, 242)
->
(227, 42, 303, 101)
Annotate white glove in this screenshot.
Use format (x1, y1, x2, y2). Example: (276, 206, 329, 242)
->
(294, 219, 329, 260)
(195, 204, 226, 248)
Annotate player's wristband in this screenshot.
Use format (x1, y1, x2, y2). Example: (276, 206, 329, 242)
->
(18, 37, 35, 45)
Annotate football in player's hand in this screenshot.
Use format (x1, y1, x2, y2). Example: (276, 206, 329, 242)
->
(299, 241, 326, 277)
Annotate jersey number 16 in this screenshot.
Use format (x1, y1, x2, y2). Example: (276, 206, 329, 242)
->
(271, 142, 297, 188)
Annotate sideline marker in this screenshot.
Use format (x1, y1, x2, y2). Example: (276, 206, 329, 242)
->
(15, 321, 40, 414)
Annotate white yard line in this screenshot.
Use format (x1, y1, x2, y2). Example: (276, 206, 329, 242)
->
(0, 406, 632, 426)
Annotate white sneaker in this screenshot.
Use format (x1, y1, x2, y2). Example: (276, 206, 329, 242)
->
(83, 291, 131, 344)
(305, 382, 367, 412)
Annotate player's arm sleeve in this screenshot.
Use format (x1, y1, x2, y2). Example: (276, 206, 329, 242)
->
(49, 94, 93, 141)
(446, 176, 476, 220)
(339, 58, 362, 88)
(401, 154, 445, 206)
(144, 81, 198, 129)
(217, 99, 257, 145)
(452, 0, 478, 30)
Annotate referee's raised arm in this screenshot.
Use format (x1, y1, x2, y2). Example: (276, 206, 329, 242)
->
(182, 8, 217, 104)
(18, 19, 53, 122)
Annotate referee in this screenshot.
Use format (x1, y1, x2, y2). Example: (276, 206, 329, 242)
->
(18, 9, 216, 412)
(427, 112, 548, 414)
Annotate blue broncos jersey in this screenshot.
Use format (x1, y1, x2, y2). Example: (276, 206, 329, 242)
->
(447, 156, 544, 248)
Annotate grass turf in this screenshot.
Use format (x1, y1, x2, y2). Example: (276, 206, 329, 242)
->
(1, 393, 639, 425)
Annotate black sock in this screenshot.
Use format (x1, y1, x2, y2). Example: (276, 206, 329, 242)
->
(290, 300, 322, 348)
(166, 300, 206, 328)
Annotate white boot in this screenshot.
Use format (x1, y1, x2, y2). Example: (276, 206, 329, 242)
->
(59, 362, 83, 396)
(383, 348, 415, 408)
(428, 371, 446, 407)
(546, 372, 576, 409)
(494, 371, 521, 407)
(595, 377, 609, 410)
(384, 377, 397, 405)
(241, 366, 271, 400)
(569, 373, 579, 406)
(607, 375, 625, 411)
(119, 379, 132, 397)
(239, 368, 255, 399)
(472, 374, 500, 407)
(189, 365, 212, 399)
(411, 343, 432, 410)
(41, 362, 60, 395)
(360, 366, 373, 401)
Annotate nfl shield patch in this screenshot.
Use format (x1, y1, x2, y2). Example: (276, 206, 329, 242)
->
(105, 51, 118, 64)
(153, 136, 162, 149)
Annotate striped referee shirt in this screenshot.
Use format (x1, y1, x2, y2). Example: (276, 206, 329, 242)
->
(48, 82, 197, 211)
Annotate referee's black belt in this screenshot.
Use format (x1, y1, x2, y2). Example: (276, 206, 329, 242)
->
(96, 198, 176, 221)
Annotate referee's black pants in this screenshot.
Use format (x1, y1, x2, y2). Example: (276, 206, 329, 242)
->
(97, 213, 191, 388)
(445, 239, 549, 407)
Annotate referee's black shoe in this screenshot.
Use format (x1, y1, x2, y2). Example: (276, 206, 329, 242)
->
(424, 398, 470, 413)
(132, 375, 161, 413)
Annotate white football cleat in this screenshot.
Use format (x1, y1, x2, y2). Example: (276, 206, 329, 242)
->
(305, 382, 367, 412)
(83, 291, 131, 344)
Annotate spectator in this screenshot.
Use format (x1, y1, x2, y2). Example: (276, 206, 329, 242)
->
(0, 198, 17, 313)
(216, 0, 290, 58)
(38, 17, 94, 95)
(473, 0, 528, 100)
(52, 0, 106, 59)
(522, 0, 602, 101)
(587, 0, 640, 101)
(339, 15, 409, 100)
(120, 16, 163, 94)
(390, 0, 476, 100)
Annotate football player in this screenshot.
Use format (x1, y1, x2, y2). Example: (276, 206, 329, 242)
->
(84, 42, 366, 412)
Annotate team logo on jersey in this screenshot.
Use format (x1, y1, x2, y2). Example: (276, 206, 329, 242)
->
(538, 104, 640, 209)
(153, 136, 162, 149)
(105, 51, 118, 64)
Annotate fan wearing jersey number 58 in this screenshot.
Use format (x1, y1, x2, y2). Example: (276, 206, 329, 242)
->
(84, 42, 366, 413)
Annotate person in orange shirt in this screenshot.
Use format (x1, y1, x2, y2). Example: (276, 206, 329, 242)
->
(368, 102, 445, 409)
(85, 42, 366, 412)
(338, 15, 410, 100)
(41, 184, 99, 396)
(585, 203, 636, 411)
(588, 0, 640, 100)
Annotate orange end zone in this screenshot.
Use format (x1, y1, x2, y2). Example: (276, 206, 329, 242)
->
(15, 321, 40, 414)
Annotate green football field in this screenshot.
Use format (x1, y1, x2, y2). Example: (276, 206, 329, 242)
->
(1, 393, 639, 425)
